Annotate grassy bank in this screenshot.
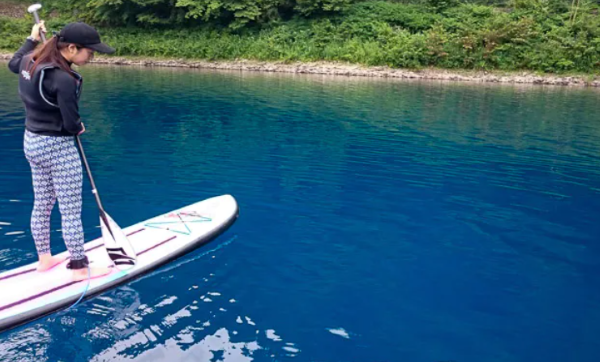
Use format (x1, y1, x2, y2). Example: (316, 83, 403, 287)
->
(1, 1, 599, 74)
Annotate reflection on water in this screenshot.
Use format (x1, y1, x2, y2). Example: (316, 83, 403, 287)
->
(1, 238, 299, 361)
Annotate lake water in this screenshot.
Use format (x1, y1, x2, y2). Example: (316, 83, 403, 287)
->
(0, 64, 599, 362)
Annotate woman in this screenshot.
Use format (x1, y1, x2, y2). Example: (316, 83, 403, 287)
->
(8, 21, 116, 281)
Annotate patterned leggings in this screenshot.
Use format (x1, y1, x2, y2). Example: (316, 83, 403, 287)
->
(23, 130, 86, 263)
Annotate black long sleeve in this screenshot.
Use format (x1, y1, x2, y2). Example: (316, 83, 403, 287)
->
(8, 39, 38, 74)
(49, 70, 83, 135)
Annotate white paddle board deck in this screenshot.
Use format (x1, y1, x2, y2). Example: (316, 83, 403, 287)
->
(0, 194, 238, 333)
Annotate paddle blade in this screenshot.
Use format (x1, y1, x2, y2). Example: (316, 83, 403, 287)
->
(100, 213, 137, 271)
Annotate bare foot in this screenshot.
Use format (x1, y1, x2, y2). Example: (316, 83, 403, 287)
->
(37, 254, 65, 272)
(72, 266, 113, 282)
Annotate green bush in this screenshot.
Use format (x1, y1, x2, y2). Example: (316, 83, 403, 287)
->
(1, 0, 599, 73)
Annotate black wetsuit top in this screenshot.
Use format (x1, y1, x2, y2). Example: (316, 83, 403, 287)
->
(8, 39, 84, 136)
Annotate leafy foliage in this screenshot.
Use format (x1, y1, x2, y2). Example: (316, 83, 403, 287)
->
(2, 0, 599, 73)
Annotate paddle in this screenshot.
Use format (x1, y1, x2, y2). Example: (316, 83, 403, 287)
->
(75, 137, 137, 270)
(28, 4, 137, 270)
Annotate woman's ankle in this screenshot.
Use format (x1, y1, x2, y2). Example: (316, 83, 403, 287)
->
(72, 266, 112, 281)
(37, 253, 63, 271)
(38, 253, 52, 262)
(66, 256, 89, 270)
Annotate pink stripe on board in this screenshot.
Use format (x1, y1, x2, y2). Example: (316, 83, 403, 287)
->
(0, 233, 177, 313)
(138, 236, 176, 256)
(0, 228, 145, 282)
(0, 281, 78, 312)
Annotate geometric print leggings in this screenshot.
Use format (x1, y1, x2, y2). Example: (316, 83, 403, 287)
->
(24, 130, 86, 265)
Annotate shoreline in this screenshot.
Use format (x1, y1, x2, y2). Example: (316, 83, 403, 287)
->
(2, 53, 599, 88)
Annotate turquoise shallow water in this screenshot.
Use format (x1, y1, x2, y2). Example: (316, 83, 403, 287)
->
(0, 64, 599, 362)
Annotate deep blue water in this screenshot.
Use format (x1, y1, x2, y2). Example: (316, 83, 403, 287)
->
(0, 64, 599, 362)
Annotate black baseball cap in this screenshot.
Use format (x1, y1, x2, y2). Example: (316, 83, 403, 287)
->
(58, 22, 115, 54)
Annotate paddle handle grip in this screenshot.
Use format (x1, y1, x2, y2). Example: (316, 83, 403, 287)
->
(31, 10, 46, 43)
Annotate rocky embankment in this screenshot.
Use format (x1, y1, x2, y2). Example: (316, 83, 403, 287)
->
(1, 53, 598, 88)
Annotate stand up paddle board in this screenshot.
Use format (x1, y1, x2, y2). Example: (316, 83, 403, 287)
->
(0, 194, 238, 333)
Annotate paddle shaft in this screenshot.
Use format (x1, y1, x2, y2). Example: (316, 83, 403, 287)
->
(76, 136, 107, 217)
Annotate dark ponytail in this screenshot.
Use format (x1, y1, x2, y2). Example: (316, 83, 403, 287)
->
(29, 35, 77, 77)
